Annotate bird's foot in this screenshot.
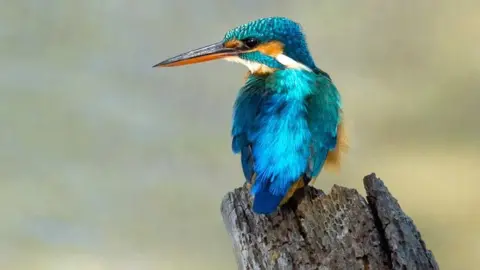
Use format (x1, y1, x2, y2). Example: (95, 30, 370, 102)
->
(282, 187, 306, 213)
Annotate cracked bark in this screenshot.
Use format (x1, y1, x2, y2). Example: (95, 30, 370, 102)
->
(220, 173, 439, 270)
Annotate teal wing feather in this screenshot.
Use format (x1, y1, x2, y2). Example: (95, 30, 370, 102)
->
(231, 76, 265, 182)
(306, 75, 342, 180)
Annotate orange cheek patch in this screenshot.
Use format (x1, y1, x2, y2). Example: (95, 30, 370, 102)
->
(256, 41, 284, 57)
(224, 39, 242, 48)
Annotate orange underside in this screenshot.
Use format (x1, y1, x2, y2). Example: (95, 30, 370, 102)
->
(325, 118, 349, 172)
(280, 177, 305, 206)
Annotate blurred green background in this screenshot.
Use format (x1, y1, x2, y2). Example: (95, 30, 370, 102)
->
(1, 1, 479, 269)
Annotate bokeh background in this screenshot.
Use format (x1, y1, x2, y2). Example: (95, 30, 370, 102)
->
(1, 1, 479, 269)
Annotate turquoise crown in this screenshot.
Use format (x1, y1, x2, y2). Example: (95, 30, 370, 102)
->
(223, 17, 320, 73)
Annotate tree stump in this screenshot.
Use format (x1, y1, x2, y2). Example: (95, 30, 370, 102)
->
(220, 173, 439, 270)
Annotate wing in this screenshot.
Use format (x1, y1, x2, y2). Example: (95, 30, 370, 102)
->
(306, 75, 346, 182)
(231, 74, 312, 214)
(248, 91, 312, 214)
(231, 76, 265, 183)
(231, 71, 344, 214)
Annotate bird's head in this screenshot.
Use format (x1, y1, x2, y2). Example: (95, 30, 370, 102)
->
(154, 17, 322, 75)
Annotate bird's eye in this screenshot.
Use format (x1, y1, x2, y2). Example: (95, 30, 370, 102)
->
(242, 38, 260, 49)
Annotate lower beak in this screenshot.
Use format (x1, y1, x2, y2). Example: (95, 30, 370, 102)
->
(153, 41, 239, 68)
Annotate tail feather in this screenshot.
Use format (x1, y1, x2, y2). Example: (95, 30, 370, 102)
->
(252, 191, 284, 214)
(252, 178, 306, 214)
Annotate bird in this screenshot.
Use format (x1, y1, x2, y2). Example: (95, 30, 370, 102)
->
(154, 17, 347, 215)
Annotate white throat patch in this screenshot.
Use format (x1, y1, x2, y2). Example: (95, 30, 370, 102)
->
(224, 56, 264, 73)
(225, 54, 313, 73)
(275, 54, 313, 72)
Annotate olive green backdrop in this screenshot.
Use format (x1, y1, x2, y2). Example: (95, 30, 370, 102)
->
(1, 1, 479, 269)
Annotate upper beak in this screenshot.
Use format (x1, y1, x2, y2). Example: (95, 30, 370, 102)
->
(153, 41, 240, 68)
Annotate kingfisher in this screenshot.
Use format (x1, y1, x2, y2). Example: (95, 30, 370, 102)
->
(154, 17, 347, 214)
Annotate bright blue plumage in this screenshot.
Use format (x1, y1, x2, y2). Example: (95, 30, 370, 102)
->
(155, 16, 344, 215)
(232, 69, 341, 214)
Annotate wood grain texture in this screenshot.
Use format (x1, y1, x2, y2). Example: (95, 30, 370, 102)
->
(363, 174, 439, 270)
(221, 173, 438, 270)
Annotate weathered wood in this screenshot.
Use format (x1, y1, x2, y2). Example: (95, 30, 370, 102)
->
(363, 174, 439, 270)
(220, 173, 438, 270)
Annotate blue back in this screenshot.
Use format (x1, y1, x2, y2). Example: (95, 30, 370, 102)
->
(232, 70, 341, 214)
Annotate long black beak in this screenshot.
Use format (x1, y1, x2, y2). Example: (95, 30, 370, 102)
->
(153, 41, 240, 68)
